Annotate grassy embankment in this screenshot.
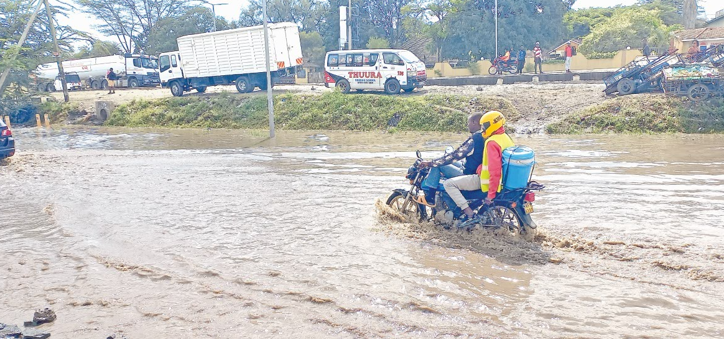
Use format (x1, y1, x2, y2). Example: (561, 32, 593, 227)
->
(547, 95, 724, 134)
(45, 92, 517, 132)
(36, 92, 724, 133)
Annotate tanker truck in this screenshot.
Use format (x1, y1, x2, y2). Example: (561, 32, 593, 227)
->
(159, 22, 303, 96)
(34, 54, 160, 92)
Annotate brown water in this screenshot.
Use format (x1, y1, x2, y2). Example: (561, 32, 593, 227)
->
(1, 127, 723, 338)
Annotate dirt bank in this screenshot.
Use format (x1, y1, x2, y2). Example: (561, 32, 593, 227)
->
(45, 83, 607, 132)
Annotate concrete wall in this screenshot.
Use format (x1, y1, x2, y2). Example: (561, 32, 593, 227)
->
(426, 49, 642, 78)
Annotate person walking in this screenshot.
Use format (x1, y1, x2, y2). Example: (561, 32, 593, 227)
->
(106, 68, 117, 94)
(642, 38, 651, 58)
(517, 45, 526, 74)
(564, 42, 573, 73)
(533, 42, 543, 74)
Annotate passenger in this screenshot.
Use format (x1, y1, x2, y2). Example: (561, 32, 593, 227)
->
(415, 112, 485, 207)
(688, 40, 700, 62)
(442, 111, 514, 221)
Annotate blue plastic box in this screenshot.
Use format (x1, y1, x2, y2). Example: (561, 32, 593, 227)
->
(502, 146, 535, 190)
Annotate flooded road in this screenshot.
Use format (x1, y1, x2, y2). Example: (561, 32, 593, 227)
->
(1, 127, 723, 338)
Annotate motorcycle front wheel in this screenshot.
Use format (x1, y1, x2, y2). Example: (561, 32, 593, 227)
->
(386, 190, 428, 222)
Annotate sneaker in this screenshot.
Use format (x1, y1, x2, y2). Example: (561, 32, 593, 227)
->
(458, 214, 481, 230)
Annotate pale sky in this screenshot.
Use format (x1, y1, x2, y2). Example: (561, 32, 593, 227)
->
(58, 0, 722, 46)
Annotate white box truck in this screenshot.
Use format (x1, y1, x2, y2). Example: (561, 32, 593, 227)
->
(159, 22, 303, 96)
(34, 54, 160, 92)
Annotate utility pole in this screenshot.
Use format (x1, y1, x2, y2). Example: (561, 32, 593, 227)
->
(0, 0, 44, 96)
(494, 0, 498, 58)
(263, 0, 275, 138)
(43, 0, 69, 102)
(348, 0, 352, 50)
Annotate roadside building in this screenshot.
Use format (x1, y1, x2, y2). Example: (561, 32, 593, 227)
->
(548, 38, 581, 59)
(706, 9, 724, 28)
(673, 27, 724, 53)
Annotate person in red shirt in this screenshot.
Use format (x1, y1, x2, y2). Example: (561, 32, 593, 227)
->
(565, 42, 573, 73)
(533, 42, 543, 74)
(442, 111, 514, 222)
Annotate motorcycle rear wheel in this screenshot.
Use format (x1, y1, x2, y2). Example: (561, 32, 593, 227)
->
(386, 191, 428, 222)
(482, 205, 536, 241)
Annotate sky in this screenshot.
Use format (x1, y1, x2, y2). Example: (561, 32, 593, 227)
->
(57, 0, 722, 47)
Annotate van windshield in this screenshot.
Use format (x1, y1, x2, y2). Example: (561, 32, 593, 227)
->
(398, 51, 420, 63)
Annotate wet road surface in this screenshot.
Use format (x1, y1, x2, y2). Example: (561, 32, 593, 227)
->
(1, 127, 723, 338)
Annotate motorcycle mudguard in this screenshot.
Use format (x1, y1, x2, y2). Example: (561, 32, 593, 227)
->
(517, 208, 537, 229)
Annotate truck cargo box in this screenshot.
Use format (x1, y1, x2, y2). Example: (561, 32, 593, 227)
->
(177, 23, 303, 79)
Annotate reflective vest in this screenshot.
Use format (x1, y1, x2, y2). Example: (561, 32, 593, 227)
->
(480, 133, 514, 192)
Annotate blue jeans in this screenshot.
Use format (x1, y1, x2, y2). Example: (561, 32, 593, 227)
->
(422, 164, 464, 191)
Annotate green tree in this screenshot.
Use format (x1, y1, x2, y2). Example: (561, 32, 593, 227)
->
(577, 6, 681, 58)
(366, 37, 390, 48)
(238, 0, 326, 31)
(1, 0, 81, 95)
(76, 0, 187, 53)
(70, 40, 122, 59)
(145, 6, 230, 55)
(441, 0, 569, 61)
(299, 31, 325, 66)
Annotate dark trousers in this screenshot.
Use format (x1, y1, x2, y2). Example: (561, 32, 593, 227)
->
(534, 57, 543, 74)
(517, 61, 525, 74)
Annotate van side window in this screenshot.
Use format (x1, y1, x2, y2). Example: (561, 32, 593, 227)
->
(352, 54, 364, 67)
(383, 53, 404, 66)
(346, 54, 354, 66)
(327, 54, 339, 67)
(160, 55, 170, 72)
(368, 53, 379, 66)
(171, 55, 178, 67)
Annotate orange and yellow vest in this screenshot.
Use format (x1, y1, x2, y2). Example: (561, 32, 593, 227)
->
(480, 133, 514, 192)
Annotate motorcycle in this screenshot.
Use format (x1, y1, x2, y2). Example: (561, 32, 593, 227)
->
(385, 149, 544, 240)
(488, 57, 518, 75)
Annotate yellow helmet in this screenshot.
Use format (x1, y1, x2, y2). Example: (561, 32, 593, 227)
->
(480, 111, 506, 138)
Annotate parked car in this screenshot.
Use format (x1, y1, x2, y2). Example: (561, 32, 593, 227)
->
(53, 73, 83, 91)
(0, 119, 15, 159)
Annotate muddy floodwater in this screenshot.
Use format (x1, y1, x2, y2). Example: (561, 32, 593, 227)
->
(1, 127, 723, 338)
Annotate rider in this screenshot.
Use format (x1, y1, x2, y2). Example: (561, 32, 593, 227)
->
(500, 49, 511, 70)
(442, 111, 514, 221)
(415, 112, 485, 206)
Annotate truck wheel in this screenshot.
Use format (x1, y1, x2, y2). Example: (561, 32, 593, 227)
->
(335, 79, 350, 93)
(384, 79, 401, 95)
(170, 81, 184, 97)
(91, 81, 100, 90)
(617, 79, 635, 95)
(37, 83, 46, 92)
(196, 86, 207, 93)
(47, 84, 56, 92)
(235, 77, 252, 93)
(128, 78, 139, 88)
(688, 84, 710, 101)
(101, 80, 108, 90)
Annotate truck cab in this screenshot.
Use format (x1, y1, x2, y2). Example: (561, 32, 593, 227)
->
(159, 51, 185, 95)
